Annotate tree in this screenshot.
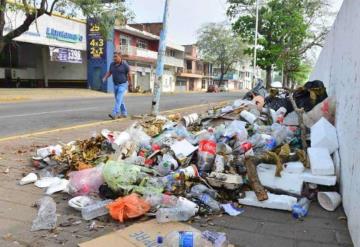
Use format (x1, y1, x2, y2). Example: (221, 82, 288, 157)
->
(227, 0, 331, 88)
(0, 0, 130, 54)
(197, 22, 245, 86)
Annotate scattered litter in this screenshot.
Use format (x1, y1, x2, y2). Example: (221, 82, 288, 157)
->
(238, 191, 297, 211)
(221, 203, 244, 216)
(23, 83, 342, 240)
(308, 148, 335, 175)
(19, 173, 38, 185)
(31, 197, 57, 231)
(68, 196, 96, 211)
(317, 192, 342, 211)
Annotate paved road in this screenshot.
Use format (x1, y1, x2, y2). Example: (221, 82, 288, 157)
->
(0, 92, 242, 138)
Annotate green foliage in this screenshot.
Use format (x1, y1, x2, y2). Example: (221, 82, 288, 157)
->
(196, 22, 246, 79)
(227, 0, 329, 85)
(292, 62, 313, 85)
(1, 0, 132, 43)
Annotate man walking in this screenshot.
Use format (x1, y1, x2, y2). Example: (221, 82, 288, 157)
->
(103, 52, 131, 119)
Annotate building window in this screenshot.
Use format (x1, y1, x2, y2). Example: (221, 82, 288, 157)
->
(166, 49, 176, 57)
(137, 39, 148, 49)
(202, 79, 206, 89)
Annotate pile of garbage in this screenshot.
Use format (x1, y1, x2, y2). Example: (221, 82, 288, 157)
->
(20, 80, 341, 246)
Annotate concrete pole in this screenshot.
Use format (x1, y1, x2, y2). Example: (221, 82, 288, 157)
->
(42, 47, 49, 88)
(252, 0, 259, 89)
(151, 0, 171, 115)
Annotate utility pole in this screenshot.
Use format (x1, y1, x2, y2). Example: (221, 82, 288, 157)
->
(252, 0, 259, 89)
(151, 0, 171, 116)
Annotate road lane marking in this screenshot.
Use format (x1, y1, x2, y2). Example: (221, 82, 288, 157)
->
(0, 100, 230, 142)
(0, 107, 100, 119)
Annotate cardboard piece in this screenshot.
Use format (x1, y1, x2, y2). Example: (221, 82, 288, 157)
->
(79, 219, 199, 247)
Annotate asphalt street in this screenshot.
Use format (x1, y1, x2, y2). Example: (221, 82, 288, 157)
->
(0, 92, 242, 138)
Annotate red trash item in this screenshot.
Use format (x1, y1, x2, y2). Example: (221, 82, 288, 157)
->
(107, 193, 151, 223)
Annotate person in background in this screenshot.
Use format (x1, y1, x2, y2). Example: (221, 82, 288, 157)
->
(102, 52, 131, 119)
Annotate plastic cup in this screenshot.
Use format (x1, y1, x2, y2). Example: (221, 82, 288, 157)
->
(317, 192, 342, 211)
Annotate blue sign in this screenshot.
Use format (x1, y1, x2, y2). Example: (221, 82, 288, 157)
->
(46, 28, 83, 43)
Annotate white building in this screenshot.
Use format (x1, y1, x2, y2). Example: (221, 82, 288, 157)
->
(0, 12, 87, 88)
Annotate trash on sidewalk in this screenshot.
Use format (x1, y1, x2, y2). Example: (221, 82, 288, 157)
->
(31, 196, 57, 231)
(317, 192, 342, 211)
(25, 82, 343, 236)
(79, 219, 232, 247)
(19, 173, 38, 185)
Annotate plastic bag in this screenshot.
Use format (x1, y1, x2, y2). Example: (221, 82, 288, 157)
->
(107, 193, 151, 223)
(102, 161, 143, 193)
(68, 165, 104, 195)
(127, 124, 151, 148)
(31, 197, 57, 231)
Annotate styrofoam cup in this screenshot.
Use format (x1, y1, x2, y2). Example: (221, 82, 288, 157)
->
(317, 192, 342, 211)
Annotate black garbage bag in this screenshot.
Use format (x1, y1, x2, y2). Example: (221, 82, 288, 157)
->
(265, 80, 328, 113)
(294, 80, 328, 112)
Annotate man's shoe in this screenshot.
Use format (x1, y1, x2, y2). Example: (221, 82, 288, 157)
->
(108, 114, 116, 120)
(118, 114, 128, 119)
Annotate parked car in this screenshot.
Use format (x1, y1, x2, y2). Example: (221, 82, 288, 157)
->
(207, 85, 220, 93)
(219, 85, 229, 92)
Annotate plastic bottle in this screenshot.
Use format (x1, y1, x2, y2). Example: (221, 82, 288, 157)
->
(223, 120, 247, 142)
(190, 185, 220, 212)
(144, 193, 178, 208)
(164, 231, 212, 247)
(81, 199, 113, 220)
(292, 198, 311, 219)
(156, 207, 196, 223)
(197, 130, 217, 173)
(190, 184, 217, 198)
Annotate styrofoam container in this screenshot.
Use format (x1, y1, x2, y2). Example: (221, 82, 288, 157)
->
(311, 117, 339, 154)
(301, 169, 337, 186)
(317, 192, 342, 211)
(238, 191, 297, 211)
(308, 147, 335, 176)
(257, 164, 303, 195)
(283, 162, 305, 174)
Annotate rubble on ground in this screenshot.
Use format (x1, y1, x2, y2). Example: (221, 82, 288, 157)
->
(21, 80, 341, 246)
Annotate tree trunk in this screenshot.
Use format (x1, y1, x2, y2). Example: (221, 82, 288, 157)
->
(219, 73, 224, 86)
(0, 40, 5, 55)
(265, 66, 272, 89)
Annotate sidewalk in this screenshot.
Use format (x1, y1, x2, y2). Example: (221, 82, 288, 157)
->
(0, 104, 353, 247)
(0, 88, 248, 103)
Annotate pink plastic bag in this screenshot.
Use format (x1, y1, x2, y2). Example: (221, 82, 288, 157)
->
(68, 165, 104, 195)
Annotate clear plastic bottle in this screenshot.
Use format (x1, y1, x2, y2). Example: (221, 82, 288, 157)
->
(190, 185, 220, 212)
(81, 199, 112, 220)
(197, 130, 217, 173)
(156, 207, 195, 223)
(144, 193, 178, 208)
(190, 184, 217, 198)
(164, 231, 212, 247)
(223, 120, 248, 142)
(292, 198, 311, 219)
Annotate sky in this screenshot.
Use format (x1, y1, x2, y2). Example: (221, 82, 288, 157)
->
(126, 0, 344, 45)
